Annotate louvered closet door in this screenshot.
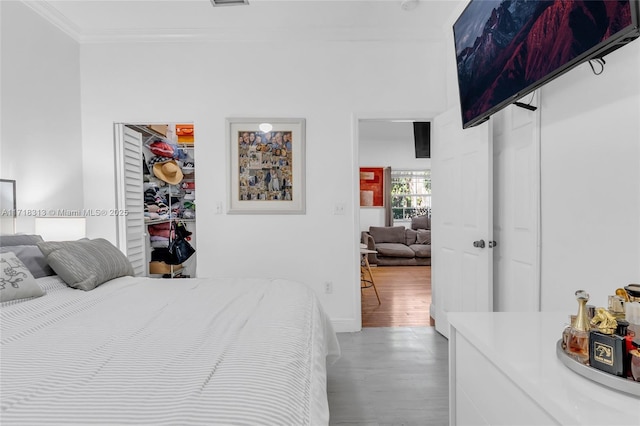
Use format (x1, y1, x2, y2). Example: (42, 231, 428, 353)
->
(114, 124, 147, 276)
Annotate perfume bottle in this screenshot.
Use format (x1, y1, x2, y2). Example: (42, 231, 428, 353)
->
(589, 319, 629, 377)
(630, 346, 640, 381)
(567, 290, 590, 364)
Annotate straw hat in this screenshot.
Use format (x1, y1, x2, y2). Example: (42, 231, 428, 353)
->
(149, 156, 183, 185)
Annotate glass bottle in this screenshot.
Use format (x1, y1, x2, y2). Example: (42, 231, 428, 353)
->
(589, 319, 630, 377)
(567, 290, 590, 364)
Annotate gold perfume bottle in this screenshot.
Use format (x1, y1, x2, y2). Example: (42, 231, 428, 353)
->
(567, 290, 590, 364)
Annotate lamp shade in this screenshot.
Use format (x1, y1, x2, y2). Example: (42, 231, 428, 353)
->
(35, 217, 86, 241)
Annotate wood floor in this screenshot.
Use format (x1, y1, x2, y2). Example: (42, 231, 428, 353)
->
(361, 265, 432, 327)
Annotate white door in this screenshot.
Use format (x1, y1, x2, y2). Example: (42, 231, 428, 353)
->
(431, 107, 493, 338)
(492, 97, 541, 312)
(114, 124, 147, 277)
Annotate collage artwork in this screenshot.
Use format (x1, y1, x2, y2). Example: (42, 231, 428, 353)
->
(237, 130, 293, 201)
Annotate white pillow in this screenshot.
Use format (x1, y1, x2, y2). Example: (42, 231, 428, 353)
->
(0, 251, 45, 302)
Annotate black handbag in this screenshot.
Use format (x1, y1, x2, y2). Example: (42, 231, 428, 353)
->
(167, 221, 195, 264)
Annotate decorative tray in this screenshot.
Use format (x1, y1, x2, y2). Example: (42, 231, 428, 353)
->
(556, 340, 640, 397)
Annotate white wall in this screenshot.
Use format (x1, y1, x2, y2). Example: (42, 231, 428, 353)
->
(437, 0, 640, 314)
(359, 121, 431, 169)
(539, 41, 640, 312)
(358, 120, 431, 231)
(5, 1, 638, 328)
(0, 1, 83, 232)
(78, 38, 448, 331)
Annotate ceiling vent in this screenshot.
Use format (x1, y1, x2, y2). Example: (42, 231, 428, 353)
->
(210, 0, 249, 6)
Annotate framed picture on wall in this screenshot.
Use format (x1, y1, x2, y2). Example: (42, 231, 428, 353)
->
(227, 117, 305, 214)
(359, 167, 384, 207)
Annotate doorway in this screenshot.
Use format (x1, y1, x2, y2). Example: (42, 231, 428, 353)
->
(357, 118, 432, 327)
(114, 122, 197, 279)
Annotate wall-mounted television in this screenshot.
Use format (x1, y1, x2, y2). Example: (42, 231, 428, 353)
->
(453, 0, 640, 129)
(413, 122, 431, 158)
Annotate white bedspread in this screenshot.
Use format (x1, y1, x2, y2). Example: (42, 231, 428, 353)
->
(1, 276, 340, 425)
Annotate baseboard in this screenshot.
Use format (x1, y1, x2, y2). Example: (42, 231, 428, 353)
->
(331, 318, 361, 333)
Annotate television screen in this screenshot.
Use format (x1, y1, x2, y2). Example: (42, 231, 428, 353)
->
(454, 0, 640, 128)
(413, 122, 431, 158)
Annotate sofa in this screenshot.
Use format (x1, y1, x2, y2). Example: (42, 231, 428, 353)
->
(361, 215, 431, 266)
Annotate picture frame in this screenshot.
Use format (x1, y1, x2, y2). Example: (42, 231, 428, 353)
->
(359, 167, 384, 207)
(227, 118, 305, 214)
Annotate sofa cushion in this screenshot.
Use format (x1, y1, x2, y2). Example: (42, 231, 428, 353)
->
(410, 244, 432, 258)
(405, 229, 417, 245)
(369, 226, 406, 244)
(416, 229, 431, 245)
(411, 215, 431, 230)
(377, 256, 430, 266)
(375, 243, 415, 258)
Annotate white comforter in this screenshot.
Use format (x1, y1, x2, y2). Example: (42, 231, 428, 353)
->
(1, 276, 340, 425)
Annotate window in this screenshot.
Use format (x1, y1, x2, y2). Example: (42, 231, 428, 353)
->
(391, 170, 431, 222)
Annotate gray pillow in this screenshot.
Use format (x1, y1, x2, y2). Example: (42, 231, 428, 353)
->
(38, 238, 134, 291)
(0, 234, 44, 247)
(0, 245, 55, 278)
(405, 229, 417, 245)
(410, 215, 431, 231)
(369, 226, 406, 244)
(0, 251, 45, 302)
(416, 229, 431, 245)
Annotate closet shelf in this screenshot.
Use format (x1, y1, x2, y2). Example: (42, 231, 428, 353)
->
(145, 218, 196, 225)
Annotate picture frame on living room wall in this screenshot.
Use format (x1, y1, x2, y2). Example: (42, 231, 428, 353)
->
(359, 167, 384, 207)
(227, 117, 305, 214)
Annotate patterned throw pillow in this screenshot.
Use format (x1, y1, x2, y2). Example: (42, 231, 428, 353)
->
(0, 251, 45, 302)
(37, 238, 134, 291)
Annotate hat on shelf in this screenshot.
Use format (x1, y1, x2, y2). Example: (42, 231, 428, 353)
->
(148, 141, 176, 158)
(149, 156, 184, 185)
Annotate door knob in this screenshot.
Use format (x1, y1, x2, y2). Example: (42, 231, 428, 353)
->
(489, 240, 497, 248)
(473, 239, 486, 248)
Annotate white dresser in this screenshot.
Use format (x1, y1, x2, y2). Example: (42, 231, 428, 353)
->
(448, 312, 640, 425)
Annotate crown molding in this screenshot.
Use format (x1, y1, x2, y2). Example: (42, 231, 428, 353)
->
(21, 0, 83, 42)
(78, 27, 445, 44)
(19, 0, 447, 44)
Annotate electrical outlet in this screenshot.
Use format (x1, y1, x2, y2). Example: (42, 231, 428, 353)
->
(324, 281, 333, 294)
(333, 203, 345, 215)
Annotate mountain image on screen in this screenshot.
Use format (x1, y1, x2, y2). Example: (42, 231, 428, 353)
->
(455, 0, 633, 126)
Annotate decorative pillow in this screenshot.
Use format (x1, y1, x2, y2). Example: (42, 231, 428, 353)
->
(411, 215, 431, 231)
(405, 229, 417, 245)
(0, 245, 55, 278)
(416, 229, 431, 245)
(369, 226, 406, 244)
(37, 238, 134, 291)
(0, 234, 44, 247)
(0, 251, 45, 302)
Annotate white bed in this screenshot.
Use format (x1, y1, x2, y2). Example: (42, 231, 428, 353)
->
(1, 274, 340, 425)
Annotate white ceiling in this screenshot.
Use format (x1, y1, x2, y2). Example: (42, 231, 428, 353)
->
(360, 120, 414, 144)
(22, 0, 463, 43)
